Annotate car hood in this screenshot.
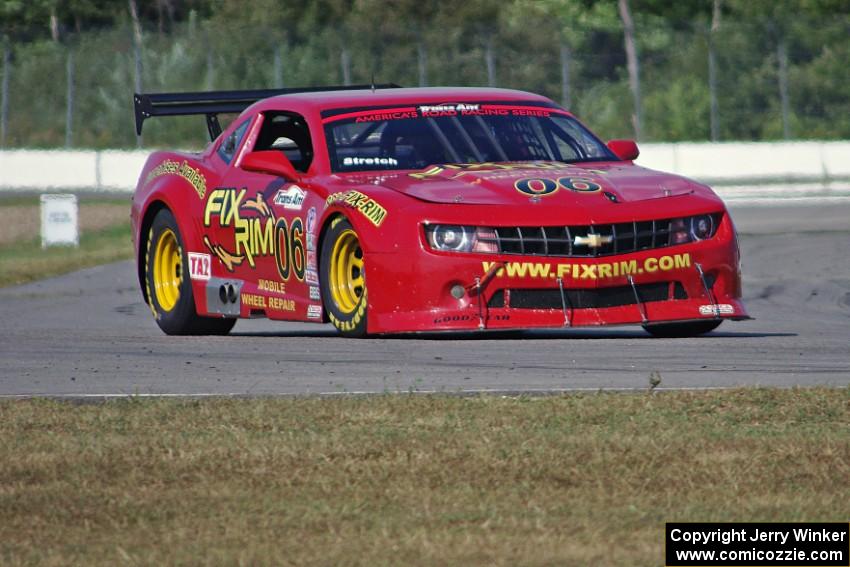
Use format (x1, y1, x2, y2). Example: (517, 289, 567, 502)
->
(339, 161, 706, 206)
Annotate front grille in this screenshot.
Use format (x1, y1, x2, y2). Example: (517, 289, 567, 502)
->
(488, 282, 679, 310)
(485, 215, 717, 258)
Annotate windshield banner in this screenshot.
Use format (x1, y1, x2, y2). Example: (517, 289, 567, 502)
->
(321, 102, 570, 124)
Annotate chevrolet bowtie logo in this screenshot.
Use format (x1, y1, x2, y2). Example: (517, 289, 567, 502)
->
(574, 234, 613, 248)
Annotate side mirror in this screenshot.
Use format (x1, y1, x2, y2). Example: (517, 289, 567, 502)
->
(240, 150, 299, 181)
(607, 139, 640, 161)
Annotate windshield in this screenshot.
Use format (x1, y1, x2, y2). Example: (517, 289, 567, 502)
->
(323, 102, 616, 173)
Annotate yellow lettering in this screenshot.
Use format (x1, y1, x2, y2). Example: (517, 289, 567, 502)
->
(241, 293, 266, 308)
(253, 218, 275, 256)
(234, 216, 253, 267)
(204, 189, 225, 226)
(408, 166, 445, 180)
(674, 253, 691, 269)
(645, 258, 658, 272)
(268, 297, 295, 311)
(345, 192, 363, 206)
(598, 264, 612, 278)
(326, 190, 388, 227)
(366, 202, 387, 226)
(659, 256, 674, 271)
(258, 279, 286, 294)
(482, 261, 505, 277)
(505, 263, 529, 278)
(580, 265, 597, 279)
(146, 159, 207, 199)
(527, 263, 551, 278)
(619, 260, 638, 276)
(221, 189, 246, 226)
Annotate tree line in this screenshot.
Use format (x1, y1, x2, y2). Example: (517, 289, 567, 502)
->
(1, 0, 849, 148)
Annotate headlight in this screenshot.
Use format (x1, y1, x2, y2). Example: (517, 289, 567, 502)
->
(426, 225, 472, 252)
(670, 214, 719, 245)
(689, 214, 714, 241)
(424, 225, 499, 253)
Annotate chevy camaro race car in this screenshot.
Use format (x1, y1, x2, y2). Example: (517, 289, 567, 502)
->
(131, 85, 748, 337)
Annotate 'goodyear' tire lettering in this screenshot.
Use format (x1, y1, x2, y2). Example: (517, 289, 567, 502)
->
(320, 217, 368, 337)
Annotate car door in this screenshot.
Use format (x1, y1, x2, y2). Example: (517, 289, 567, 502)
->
(207, 111, 316, 321)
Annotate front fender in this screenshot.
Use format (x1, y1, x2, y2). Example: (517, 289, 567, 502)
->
(320, 186, 422, 255)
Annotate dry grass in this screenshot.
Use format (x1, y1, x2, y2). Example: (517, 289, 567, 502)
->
(0, 195, 132, 287)
(0, 196, 129, 246)
(0, 389, 847, 566)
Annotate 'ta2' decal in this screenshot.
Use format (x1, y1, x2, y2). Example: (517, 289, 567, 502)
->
(188, 252, 211, 280)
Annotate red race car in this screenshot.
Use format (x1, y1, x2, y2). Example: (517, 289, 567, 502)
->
(131, 85, 748, 337)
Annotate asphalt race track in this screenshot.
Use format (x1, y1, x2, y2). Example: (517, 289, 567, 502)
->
(1, 202, 848, 397)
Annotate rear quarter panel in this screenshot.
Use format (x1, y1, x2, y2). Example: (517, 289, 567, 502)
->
(131, 150, 219, 302)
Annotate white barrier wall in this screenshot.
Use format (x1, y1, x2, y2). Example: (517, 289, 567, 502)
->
(0, 150, 147, 192)
(98, 151, 150, 190)
(636, 141, 850, 183)
(0, 150, 102, 189)
(1, 142, 849, 194)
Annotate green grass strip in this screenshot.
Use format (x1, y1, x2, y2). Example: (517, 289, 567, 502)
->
(0, 223, 132, 287)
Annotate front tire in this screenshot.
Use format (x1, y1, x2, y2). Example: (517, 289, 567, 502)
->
(144, 208, 235, 336)
(643, 319, 722, 338)
(320, 217, 368, 337)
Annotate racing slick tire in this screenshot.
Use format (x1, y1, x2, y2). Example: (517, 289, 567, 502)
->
(144, 208, 236, 336)
(320, 217, 368, 337)
(642, 319, 722, 338)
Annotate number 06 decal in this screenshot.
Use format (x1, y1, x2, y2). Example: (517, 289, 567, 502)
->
(514, 178, 559, 196)
(515, 176, 602, 196)
(274, 217, 306, 282)
(558, 177, 601, 192)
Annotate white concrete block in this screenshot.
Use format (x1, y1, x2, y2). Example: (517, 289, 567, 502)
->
(673, 142, 823, 181)
(819, 141, 850, 177)
(0, 150, 98, 189)
(99, 150, 149, 191)
(635, 143, 678, 174)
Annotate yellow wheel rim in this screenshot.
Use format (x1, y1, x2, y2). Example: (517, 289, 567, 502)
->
(329, 229, 364, 315)
(152, 228, 182, 312)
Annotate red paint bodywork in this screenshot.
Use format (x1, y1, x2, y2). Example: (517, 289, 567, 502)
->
(131, 87, 748, 334)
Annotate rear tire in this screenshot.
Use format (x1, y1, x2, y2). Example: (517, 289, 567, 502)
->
(643, 319, 722, 338)
(144, 208, 236, 336)
(320, 217, 368, 337)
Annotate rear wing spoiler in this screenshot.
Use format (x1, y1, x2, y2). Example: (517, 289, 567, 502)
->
(133, 84, 402, 141)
